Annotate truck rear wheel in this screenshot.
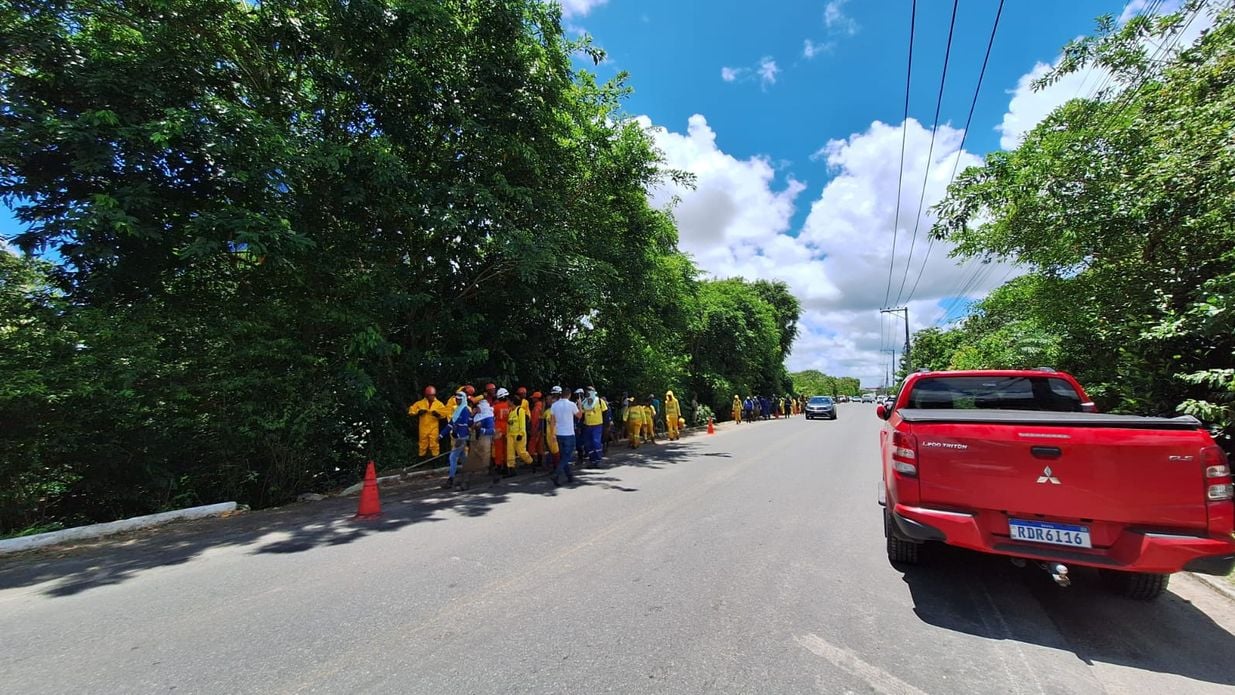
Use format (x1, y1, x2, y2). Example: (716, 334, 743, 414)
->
(884, 508, 920, 565)
(1099, 569, 1170, 600)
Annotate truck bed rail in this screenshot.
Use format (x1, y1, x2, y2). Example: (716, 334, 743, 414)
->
(896, 409, 1203, 430)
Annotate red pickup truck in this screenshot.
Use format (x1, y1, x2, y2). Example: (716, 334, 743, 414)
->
(878, 369, 1235, 600)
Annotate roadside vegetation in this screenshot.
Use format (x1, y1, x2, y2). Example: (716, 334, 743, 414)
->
(0, 1, 803, 535)
(790, 370, 861, 398)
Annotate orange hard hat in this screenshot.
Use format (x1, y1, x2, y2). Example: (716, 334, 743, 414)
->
(516, 386, 528, 396)
(424, 385, 436, 396)
(531, 391, 543, 399)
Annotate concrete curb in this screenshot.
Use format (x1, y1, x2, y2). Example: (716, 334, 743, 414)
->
(0, 502, 239, 555)
(1187, 572, 1235, 602)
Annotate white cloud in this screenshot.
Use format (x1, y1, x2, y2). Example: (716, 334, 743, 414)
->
(720, 58, 779, 89)
(793, 119, 1019, 384)
(1119, 0, 1154, 24)
(557, 0, 608, 18)
(757, 57, 779, 87)
(803, 39, 833, 59)
(997, 0, 1212, 150)
(639, 114, 1017, 387)
(825, 0, 859, 36)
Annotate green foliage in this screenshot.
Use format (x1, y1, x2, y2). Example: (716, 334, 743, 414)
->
(0, 0, 803, 533)
(929, 4, 1235, 450)
(691, 404, 715, 428)
(790, 370, 861, 397)
(685, 278, 797, 417)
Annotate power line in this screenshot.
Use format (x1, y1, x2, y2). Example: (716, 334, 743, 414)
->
(936, 259, 998, 326)
(904, 0, 1005, 307)
(1071, 0, 1166, 105)
(883, 0, 918, 309)
(919, 0, 1185, 328)
(895, 0, 959, 308)
(924, 0, 1193, 331)
(1089, 0, 1205, 136)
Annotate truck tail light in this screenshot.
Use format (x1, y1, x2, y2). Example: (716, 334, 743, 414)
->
(1207, 484, 1234, 501)
(1202, 446, 1233, 500)
(892, 431, 918, 476)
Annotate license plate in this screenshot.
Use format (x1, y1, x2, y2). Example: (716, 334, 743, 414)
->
(1008, 519, 1092, 549)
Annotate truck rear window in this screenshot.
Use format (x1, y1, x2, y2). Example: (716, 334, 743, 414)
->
(905, 376, 1084, 412)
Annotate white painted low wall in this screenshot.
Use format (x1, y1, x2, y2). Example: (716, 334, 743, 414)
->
(0, 502, 238, 555)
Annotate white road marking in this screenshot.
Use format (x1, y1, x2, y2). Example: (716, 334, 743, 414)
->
(795, 633, 929, 695)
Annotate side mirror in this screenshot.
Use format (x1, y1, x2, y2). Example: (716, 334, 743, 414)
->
(876, 404, 888, 420)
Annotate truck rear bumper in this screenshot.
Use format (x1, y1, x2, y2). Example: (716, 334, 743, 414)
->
(893, 503, 1235, 575)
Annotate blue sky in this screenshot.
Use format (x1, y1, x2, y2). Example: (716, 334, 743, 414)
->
(579, 0, 1120, 228)
(2, 0, 1203, 387)
(557, 0, 1204, 385)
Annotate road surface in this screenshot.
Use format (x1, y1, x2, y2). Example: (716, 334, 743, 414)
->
(2, 405, 1235, 694)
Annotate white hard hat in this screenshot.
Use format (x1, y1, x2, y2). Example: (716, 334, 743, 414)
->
(550, 386, 563, 395)
(496, 387, 510, 398)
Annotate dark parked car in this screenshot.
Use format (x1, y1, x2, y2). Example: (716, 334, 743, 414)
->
(805, 396, 837, 420)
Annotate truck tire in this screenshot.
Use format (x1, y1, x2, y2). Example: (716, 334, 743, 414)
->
(1099, 569, 1170, 600)
(884, 509, 920, 565)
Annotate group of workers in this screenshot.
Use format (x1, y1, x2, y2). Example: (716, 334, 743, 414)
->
(406, 383, 691, 490)
(731, 394, 805, 423)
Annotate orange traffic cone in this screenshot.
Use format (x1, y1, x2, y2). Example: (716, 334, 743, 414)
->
(354, 460, 382, 519)
(707, 417, 715, 435)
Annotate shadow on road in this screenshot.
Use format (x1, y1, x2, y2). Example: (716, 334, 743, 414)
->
(899, 544, 1235, 687)
(0, 437, 716, 598)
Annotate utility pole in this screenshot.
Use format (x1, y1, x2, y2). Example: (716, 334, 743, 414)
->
(881, 307, 910, 374)
(881, 347, 896, 395)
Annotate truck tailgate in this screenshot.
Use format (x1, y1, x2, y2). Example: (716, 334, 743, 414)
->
(906, 413, 1209, 529)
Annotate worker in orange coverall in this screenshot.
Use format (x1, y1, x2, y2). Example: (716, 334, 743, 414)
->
(528, 391, 546, 469)
(492, 387, 511, 471)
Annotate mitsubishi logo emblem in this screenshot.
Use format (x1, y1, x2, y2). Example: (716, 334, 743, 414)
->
(1037, 466, 1061, 485)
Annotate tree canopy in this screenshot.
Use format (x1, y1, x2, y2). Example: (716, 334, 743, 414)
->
(0, 0, 828, 535)
(923, 2, 1235, 450)
(790, 370, 861, 398)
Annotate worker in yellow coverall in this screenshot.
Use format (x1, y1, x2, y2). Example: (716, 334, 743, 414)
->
(544, 387, 562, 466)
(408, 386, 451, 458)
(641, 396, 657, 444)
(664, 391, 682, 441)
(506, 391, 534, 470)
(623, 397, 642, 448)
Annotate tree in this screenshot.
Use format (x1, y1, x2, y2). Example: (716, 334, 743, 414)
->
(931, 3, 1235, 446)
(0, 0, 810, 533)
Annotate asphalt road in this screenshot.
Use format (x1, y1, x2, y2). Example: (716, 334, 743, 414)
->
(3, 405, 1235, 694)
